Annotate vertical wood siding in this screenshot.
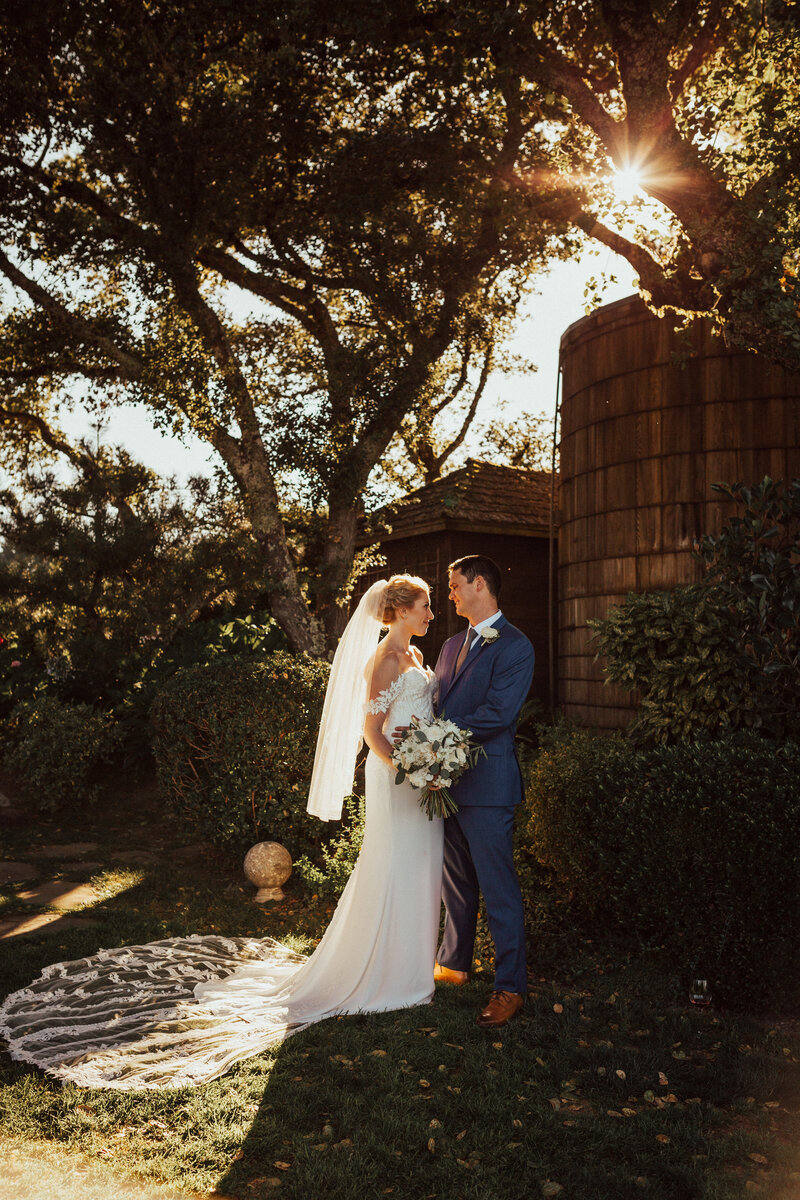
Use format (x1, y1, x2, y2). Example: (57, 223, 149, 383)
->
(559, 295, 800, 730)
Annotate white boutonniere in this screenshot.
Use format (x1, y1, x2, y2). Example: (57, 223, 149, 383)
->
(480, 627, 500, 645)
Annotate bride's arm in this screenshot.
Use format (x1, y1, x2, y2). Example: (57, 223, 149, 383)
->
(363, 713, 396, 768)
(363, 654, 400, 768)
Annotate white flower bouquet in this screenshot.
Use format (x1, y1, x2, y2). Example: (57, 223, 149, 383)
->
(391, 716, 486, 820)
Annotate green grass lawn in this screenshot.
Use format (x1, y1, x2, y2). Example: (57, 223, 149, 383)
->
(1, 778, 799, 1200)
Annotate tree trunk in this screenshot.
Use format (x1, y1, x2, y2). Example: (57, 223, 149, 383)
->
(209, 427, 326, 657)
(317, 492, 360, 653)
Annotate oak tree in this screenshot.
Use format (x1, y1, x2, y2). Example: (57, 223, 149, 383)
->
(0, 0, 566, 650)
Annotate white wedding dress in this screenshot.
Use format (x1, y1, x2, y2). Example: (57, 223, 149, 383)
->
(0, 668, 443, 1090)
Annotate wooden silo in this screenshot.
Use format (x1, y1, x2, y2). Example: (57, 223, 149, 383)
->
(558, 294, 800, 730)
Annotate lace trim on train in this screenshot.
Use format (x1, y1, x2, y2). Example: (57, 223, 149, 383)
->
(0, 934, 308, 1090)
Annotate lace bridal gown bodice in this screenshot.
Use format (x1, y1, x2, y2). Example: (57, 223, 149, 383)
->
(0, 669, 443, 1090)
(367, 662, 435, 727)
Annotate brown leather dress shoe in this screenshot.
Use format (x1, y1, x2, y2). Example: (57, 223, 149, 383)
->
(476, 990, 524, 1028)
(433, 962, 469, 985)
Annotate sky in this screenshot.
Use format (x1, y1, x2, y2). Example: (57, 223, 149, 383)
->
(53, 246, 639, 485)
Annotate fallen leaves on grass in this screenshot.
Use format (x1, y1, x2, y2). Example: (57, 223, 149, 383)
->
(541, 1181, 563, 1196)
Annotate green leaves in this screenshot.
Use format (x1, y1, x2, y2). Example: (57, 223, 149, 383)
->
(521, 727, 800, 1006)
(150, 650, 330, 861)
(4, 694, 120, 811)
(295, 793, 365, 899)
(589, 477, 800, 745)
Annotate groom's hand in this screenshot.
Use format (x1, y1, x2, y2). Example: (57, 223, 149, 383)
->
(391, 718, 416, 743)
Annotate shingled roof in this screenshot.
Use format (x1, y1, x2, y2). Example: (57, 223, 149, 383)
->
(365, 459, 558, 542)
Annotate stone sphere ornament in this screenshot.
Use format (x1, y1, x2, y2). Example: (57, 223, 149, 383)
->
(243, 841, 292, 902)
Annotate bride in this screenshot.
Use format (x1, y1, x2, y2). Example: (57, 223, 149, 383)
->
(0, 575, 443, 1090)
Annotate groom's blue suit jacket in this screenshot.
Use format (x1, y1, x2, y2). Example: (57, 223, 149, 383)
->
(434, 615, 535, 807)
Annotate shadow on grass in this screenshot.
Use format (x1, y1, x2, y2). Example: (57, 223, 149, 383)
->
(209, 966, 800, 1200)
(2, 795, 800, 1200)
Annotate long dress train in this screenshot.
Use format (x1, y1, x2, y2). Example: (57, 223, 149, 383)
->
(0, 668, 443, 1090)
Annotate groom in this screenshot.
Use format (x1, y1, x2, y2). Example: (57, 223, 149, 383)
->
(433, 555, 535, 1028)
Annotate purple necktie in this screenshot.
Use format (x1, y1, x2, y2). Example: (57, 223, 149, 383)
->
(455, 627, 478, 675)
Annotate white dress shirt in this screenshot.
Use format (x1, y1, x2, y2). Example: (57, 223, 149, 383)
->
(463, 610, 503, 656)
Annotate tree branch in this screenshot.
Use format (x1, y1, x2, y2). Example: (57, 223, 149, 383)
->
(0, 404, 90, 470)
(0, 151, 163, 258)
(433, 344, 492, 474)
(0, 404, 141, 529)
(0, 249, 144, 379)
(197, 244, 342, 349)
(668, 0, 727, 99)
(521, 43, 626, 160)
(570, 208, 708, 310)
(0, 362, 126, 383)
(430, 340, 472, 417)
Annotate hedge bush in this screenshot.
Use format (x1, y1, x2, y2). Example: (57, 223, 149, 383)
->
(522, 727, 800, 1006)
(588, 585, 755, 744)
(294, 794, 365, 898)
(3, 695, 120, 811)
(150, 651, 331, 861)
(698, 477, 800, 737)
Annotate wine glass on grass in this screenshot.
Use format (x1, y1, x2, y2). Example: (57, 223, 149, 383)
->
(689, 978, 712, 1008)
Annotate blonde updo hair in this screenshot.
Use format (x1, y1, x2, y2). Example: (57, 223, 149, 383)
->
(380, 574, 429, 626)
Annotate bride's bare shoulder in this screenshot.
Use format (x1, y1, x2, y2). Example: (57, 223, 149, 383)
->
(366, 644, 402, 697)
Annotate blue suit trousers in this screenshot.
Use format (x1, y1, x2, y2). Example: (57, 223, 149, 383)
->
(437, 804, 527, 994)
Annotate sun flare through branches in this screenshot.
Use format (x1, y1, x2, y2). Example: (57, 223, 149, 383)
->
(611, 164, 645, 205)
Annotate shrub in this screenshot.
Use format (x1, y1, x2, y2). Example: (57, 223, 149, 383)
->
(589, 478, 800, 745)
(521, 727, 800, 1006)
(3, 695, 120, 810)
(116, 611, 288, 773)
(588, 585, 756, 744)
(294, 794, 365, 898)
(0, 635, 45, 720)
(150, 651, 331, 861)
(698, 477, 800, 736)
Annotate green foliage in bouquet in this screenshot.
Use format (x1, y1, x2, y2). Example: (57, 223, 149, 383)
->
(392, 716, 485, 820)
(521, 726, 800, 1006)
(150, 652, 330, 861)
(3, 695, 120, 811)
(589, 477, 800, 744)
(294, 794, 365, 899)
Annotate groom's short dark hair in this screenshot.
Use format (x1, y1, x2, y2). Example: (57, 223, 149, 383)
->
(448, 554, 502, 598)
